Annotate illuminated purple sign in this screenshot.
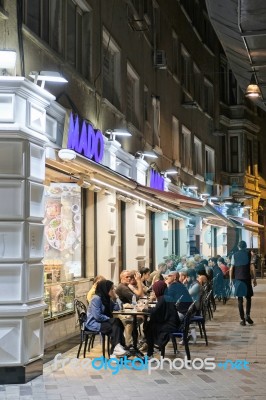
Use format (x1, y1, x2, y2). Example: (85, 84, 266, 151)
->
(67, 112, 104, 163)
(150, 169, 165, 190)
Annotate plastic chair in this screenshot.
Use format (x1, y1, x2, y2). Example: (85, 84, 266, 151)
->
(74, 299, 110, 358)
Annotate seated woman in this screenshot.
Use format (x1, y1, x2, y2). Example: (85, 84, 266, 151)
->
(144, 280, 180, 358)
(139, 266, 151, 294)
(85, 280, 127, 357)
(87, 275, 105, 303)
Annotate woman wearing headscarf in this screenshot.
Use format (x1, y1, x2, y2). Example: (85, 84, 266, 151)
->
(144, 280, 180, 358)
(85, 280, 126, 357)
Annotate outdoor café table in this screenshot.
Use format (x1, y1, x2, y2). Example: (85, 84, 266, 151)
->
(113, 308, 150, 357)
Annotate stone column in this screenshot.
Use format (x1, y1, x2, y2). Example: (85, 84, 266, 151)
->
(0, 78, 59, 383)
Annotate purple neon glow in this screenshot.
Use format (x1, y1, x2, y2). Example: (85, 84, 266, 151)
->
(150, 169, 165, 190)
(67, 112, 104, 163)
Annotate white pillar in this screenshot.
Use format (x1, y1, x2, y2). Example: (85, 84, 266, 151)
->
(0, 78, 63, 383)
(96, 190, 118, 282)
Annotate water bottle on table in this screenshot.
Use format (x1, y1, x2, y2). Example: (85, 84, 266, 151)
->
(132, 294, 137, 310)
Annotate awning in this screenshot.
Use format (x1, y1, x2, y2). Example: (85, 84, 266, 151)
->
(195, 203, 237, 228)
(228, 216, 264, 229)
(137, 185, 205, 209)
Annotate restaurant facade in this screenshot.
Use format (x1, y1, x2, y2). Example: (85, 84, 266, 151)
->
(0, 0, 265, 384)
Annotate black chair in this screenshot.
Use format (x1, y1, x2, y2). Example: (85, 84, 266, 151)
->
(74, 299, 110, 358)
(160, 302, 196, 360)
(189, 294, 208, 346)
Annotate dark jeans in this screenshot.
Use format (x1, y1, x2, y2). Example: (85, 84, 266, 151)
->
(238, 296, 252, 320)
(100, 317, 125, 352)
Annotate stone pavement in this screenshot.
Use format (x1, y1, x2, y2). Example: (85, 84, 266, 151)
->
(1, 279, 266, 399)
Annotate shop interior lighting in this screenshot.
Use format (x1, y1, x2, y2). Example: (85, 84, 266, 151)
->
(135, 151, 158, 160)
(245, 73, 262, 98)
(91, 177, 183, 218)
(58, 149, 76, 162)
(105, 129, 132, 141)
(0, 50, 17, 75)
(29, 71, 68, 89)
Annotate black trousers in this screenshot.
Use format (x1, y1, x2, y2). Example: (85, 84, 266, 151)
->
(238, 296, 252, 320)
(100, 318, 125, 352)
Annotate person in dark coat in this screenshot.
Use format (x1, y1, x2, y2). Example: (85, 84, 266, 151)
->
(230, 241, 257, 326)
(144, 280, 181, 357)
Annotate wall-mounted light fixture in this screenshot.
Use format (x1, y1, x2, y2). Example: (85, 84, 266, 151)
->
(135, 151, 158, 160)
(58, 149, 76, 162)
(29, 71, 68, 89)
(161, 168, 179, 178)
(105, 129, 132, 141)
(245, 73, 262, 98)
(0, 50, 17, 75)
(183, 185, 198, 192)
(200, 193, 210, 200)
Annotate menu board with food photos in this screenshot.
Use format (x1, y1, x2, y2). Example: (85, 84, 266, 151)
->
(43, 183, 82, 283)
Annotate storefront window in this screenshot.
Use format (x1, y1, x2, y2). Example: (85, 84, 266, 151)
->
(43, 183, 82, 283)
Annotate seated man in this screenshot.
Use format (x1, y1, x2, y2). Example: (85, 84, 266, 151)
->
(115, 270, 144, 346)
(163, 271, 193, 320)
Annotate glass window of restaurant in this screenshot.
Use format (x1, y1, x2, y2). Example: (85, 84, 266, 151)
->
(43, 182, 82, 319)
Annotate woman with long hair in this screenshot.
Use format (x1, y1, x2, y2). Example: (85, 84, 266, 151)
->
(85, 280, 126, 357)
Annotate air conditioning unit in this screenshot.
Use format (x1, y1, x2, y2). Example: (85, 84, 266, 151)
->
(154, 50, 167, 69)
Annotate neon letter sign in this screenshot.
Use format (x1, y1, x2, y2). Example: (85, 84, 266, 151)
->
(67, 112, 104, 163)
(150, 169, 165, 190)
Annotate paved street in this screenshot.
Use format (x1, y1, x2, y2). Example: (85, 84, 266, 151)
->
(1, 280, 266, 399)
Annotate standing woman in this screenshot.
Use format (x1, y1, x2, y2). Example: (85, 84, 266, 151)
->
(85, 280, 127, 357)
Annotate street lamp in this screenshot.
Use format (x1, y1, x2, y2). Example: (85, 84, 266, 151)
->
(245, 73, 262, 98)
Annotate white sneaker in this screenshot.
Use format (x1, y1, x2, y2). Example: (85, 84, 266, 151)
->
(112, 344, 127, 356)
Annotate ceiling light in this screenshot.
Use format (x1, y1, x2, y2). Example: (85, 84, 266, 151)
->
(29, 71, 68, 89)
(135, 151, 158, 160)
(58, 149, 76, 162)
(245, 73, 262, 98)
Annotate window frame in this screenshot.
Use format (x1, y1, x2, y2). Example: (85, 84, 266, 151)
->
(205, 145, 215, 182)
(127, 61, 140, 128)
(203, 78, 214, 117)
(102, 28, 121, 110)
(194, 136, 202, 177)
(229, 135, 240, 173)
(23, 0, 91, 79)
(181, 125, 192, 172)
(181, 45, 192, 94)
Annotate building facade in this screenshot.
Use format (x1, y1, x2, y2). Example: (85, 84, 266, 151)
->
(0, 0, 265, 383)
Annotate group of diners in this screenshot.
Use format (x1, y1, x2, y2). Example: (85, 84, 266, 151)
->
(84, 263, 211, 359)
